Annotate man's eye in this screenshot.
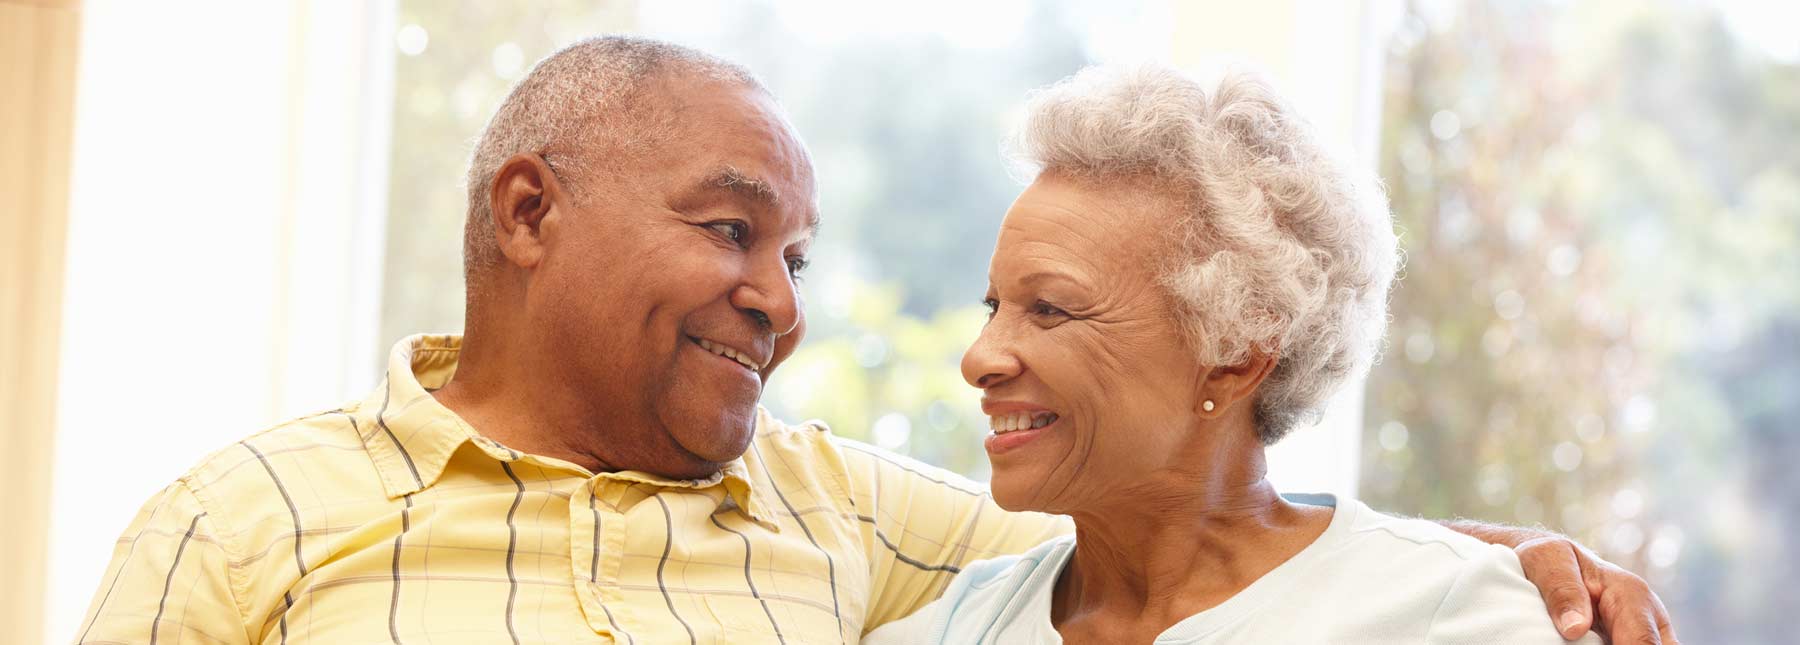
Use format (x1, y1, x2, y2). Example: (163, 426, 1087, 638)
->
(787, 256, 810, 278)
(708, 221, 747, 243)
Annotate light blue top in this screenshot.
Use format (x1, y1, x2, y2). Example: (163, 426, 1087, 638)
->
(863, 495, 1592, 644)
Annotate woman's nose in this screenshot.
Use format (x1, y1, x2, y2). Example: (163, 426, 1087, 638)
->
(961, 322, 1022, 389)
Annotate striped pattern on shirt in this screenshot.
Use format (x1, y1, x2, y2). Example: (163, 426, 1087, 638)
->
(74, 334, 1071, 644)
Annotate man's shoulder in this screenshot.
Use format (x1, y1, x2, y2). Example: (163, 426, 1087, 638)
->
(175, 404, 371, 504)
(749, 407, 920, 473)
(747, 407, 842, 466)
(751, 406, 833, 442)
(747, 407, 993, 501)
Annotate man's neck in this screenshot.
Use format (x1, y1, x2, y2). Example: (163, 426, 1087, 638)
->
(431, 322, 615, 474)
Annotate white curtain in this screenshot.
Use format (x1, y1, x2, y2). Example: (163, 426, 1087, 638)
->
(46, 2, 395, 640)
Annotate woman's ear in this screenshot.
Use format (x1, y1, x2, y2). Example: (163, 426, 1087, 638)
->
(487, 153, 565, 270)
(1195, 346, 1278, 418)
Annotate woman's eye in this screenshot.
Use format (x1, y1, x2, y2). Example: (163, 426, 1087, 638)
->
(981, 298, 999, 319)
(1032, 301, 1068, 317)
(708, 221, 747, 243)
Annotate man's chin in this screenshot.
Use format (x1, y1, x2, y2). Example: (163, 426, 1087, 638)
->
(681, 430, 754, 465)
(663, 409, 759, 470)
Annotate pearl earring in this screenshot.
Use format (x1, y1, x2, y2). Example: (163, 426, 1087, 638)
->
(1203, 400, 1215, 412)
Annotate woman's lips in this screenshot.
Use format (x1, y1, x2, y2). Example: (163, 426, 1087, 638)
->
(988, 410, 1059, 432)
(984, 413, 1060, 455)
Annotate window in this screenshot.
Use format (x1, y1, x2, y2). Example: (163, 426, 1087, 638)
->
(377, 1, 1796, 640)
(1363, 2, 1799, 640)
(381, 1, 1175, 482)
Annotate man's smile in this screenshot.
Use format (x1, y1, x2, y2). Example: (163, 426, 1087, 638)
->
(689, 335, 767, 372)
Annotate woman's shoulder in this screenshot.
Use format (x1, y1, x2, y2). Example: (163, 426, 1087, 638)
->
(1323, 499, 1532, 591)
(862, 534, 1076, 645)
(1320, 499, 1597, 643)
(1336, 499, 1512, 559)
(958, 532, 1078, 588)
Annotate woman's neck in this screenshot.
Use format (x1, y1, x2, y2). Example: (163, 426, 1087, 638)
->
(1051, 466, 1333, 640)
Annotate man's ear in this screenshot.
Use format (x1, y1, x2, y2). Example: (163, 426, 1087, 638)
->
(1196, 345, 1278, 418)
(487, 153, 565, 270)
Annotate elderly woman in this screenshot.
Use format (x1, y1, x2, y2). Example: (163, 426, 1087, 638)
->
(866, 65, 1599, 644)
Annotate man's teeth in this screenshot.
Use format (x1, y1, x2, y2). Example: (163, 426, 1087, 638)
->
(697, 338, 761, 371)
(989, 411, 1058, 434)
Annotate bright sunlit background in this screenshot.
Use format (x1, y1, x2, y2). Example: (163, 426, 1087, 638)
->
(8, 1, 1796, 643)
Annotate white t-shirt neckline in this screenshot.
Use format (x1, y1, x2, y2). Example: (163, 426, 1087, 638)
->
(1009, 494, 1351, 644)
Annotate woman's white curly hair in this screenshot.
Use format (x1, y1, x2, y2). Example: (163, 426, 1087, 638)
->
(1008, 63, 1400, 444)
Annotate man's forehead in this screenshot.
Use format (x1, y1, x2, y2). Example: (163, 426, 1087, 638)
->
(646, 74, 822, 235)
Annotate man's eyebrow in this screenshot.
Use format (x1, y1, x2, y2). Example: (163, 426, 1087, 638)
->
(700, 166, 821, 239)
(709, 166, 779, 207)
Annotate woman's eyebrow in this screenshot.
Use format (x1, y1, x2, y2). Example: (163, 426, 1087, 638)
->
(1003, 270, 1096, 307)
(1019, 269, 1088, 291)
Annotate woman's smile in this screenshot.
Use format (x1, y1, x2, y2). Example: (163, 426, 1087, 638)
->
(984, 411, 1062, 456)
(981, 401, 1063, 456)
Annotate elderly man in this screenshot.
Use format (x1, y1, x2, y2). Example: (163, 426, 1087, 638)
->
(76, 37, 1674, 644)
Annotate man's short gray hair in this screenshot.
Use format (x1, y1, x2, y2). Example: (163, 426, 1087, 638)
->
(462, 36, 759, 289)
(1008, 64, 1400, 444)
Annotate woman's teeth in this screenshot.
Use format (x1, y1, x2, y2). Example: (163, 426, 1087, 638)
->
(989, 411, 1058, 434)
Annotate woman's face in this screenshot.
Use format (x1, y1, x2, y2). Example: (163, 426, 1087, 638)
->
(963, 173, 1208, 513)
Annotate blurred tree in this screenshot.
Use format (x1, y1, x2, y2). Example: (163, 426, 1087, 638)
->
(1364, 2, 1799, 641)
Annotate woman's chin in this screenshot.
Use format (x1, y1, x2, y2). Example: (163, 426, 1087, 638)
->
(987, 472, 1050, 513)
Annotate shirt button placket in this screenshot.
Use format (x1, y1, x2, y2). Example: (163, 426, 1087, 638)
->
(574, 477, 631, 641)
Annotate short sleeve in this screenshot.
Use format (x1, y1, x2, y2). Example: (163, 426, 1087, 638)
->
(1426, 544, 1601, 645)
(72, 481, 248, 644)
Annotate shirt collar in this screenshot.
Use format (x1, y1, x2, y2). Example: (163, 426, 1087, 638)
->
(359, 334, 778, 528)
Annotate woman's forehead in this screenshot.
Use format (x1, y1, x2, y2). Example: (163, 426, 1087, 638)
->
(989, 197, 1164, 299)
(998, 177, 1172, 260)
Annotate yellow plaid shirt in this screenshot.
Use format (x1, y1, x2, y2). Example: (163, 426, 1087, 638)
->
(75, 334, 1071, 644)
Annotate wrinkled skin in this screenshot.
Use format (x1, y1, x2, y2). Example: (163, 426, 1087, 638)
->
(963, 173, 1211, 514)
(964, 173, 1679, 644)
(436, 74, 817, 480)
(439, 67, 1677, 644)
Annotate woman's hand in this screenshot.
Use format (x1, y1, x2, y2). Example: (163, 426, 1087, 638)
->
(1442, 520, 1678, 644)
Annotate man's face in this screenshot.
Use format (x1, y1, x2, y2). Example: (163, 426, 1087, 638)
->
(530, 76, 816, 479)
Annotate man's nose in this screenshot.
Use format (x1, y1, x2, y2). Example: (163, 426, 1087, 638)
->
(961, 320, 1021, 389)
(731, 253, 801, 336)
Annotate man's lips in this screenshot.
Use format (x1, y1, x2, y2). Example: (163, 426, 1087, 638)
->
(688, 335, 768, 372)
